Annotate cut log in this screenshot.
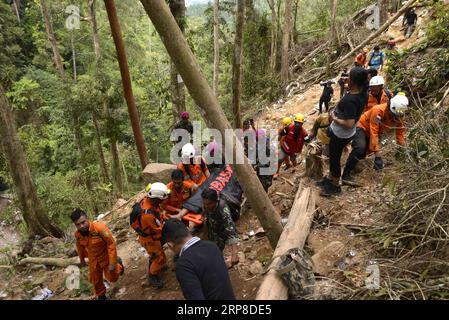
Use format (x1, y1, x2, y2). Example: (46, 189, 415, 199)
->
(142, 163, 177, 184)
(256, 186, 316, 300)
(18, 257, 81, 268)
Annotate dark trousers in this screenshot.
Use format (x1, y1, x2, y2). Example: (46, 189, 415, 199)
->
(319, 97, 330, 113)
(343, 128, 369, 176)
(329, 130, 353, 179)
(339, 84, 345, 99)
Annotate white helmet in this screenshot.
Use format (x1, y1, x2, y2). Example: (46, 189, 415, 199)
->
(181, 143, 195, 159)
(389, 94, 409, 116)
(147, 182, 168, 200)
(370, 76, 385, 86)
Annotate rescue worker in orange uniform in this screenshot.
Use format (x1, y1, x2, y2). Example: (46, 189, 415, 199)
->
(130, 182, 168, 288)
(365, 76, 392, 112)
(161, 169, 195, 216)
(71, 208, 124, 300)
(178, 143, 211, 188)
(355, 47, 369, 67)
(342, 94, 409, 185)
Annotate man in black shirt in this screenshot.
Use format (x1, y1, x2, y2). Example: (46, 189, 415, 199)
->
(162, 219, 236, 300)
(403, 8, 418, 38)
(338, 68, 349, 98)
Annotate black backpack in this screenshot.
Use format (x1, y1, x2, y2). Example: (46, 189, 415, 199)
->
(129, 201, 155, 238)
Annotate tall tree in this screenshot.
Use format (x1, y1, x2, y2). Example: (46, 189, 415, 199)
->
(281, 0, 292, 89)
(169, 0, 187, 121)
(266, 0, 278, 71)
(139, 0, 283, 249)
(104, 0, 149, 170)
(326, 0, 339, 75)
(40, 0, 98, 212)
(0, 85, 64, 238)
(378, 0, 389, 26)
(213, 0, 220, 96)
(232, 0, 245, 129)
(87, 0, 124, 194)
(39, 0, 64, 78)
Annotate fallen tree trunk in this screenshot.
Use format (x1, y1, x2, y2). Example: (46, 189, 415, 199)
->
(331, 0, 418, 67)
(18, 257, 81, 268)
(139, 0, 283, 249)
(256, 186, 316, 300)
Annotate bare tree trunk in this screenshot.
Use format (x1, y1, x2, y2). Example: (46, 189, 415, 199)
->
(326, 0, 339, 75)
(232, 0, 245, 129)
(110, 134, 123, 195)
(0, 85, 64, 238)
(12, 0, 21, 23)
(104, 0, 149, 170)
(378, 0, 389, 25)
(281, 0, 292, 89)
(267, 0, 277, 71)
(39, 0, 64, 78)
(139, 0, 283, 249)
(70, 30, 99, 214)
(293, 0, 299, 44)
(213, 0, 220, 96)
(87, 0, 111, 185)
(169, 0, 187, 121)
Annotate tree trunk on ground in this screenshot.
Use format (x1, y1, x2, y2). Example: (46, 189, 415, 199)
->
(169, 0, 187, 121)
(0, 86, 64, 238)
(139, 0, 283, 249)
(281, 0, 292, 89)
(331, 0, 418, 68)
(18, 256, 81, 267)
(104, 0, 149, 170)
(213, 0, 220, 96)
(232, 0, 245, 129)
(39, 0, 64, 78)
(267, 0, 278, 71)
(87, 0, 112, 185)
(256, 186, 316, 299)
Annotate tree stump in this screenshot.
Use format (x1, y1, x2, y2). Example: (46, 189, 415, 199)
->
(305, 143, 323, 180)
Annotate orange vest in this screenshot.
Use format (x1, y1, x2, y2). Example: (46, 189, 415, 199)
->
(365, 90, 390, 112)
(177, 157, 210, 186)
(75, 221, 117, 269)
(358, 103, 406, 153)
(138, 197, 165, 241)
(162, 181, 194, 214)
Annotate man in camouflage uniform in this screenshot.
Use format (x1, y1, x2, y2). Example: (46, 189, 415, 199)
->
(254, 129, 276, 193)
(201, 188, 240, 267)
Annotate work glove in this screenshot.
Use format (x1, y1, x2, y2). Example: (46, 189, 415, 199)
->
(374, 157, 384, 170)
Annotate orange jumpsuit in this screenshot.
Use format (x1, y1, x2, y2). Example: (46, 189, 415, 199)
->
(161, 181, 194, 215)
(177, 157, 211, 187)
(138, 197, 166, 276)
(358, 103, 406, 154)
(75, 221, 123, 297)
(365, 89, 390, 112)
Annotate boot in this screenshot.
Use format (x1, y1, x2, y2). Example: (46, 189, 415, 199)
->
(148, 275, 164, 289)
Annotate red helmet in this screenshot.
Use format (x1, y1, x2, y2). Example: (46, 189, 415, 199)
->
(180, 111, 189, 120)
